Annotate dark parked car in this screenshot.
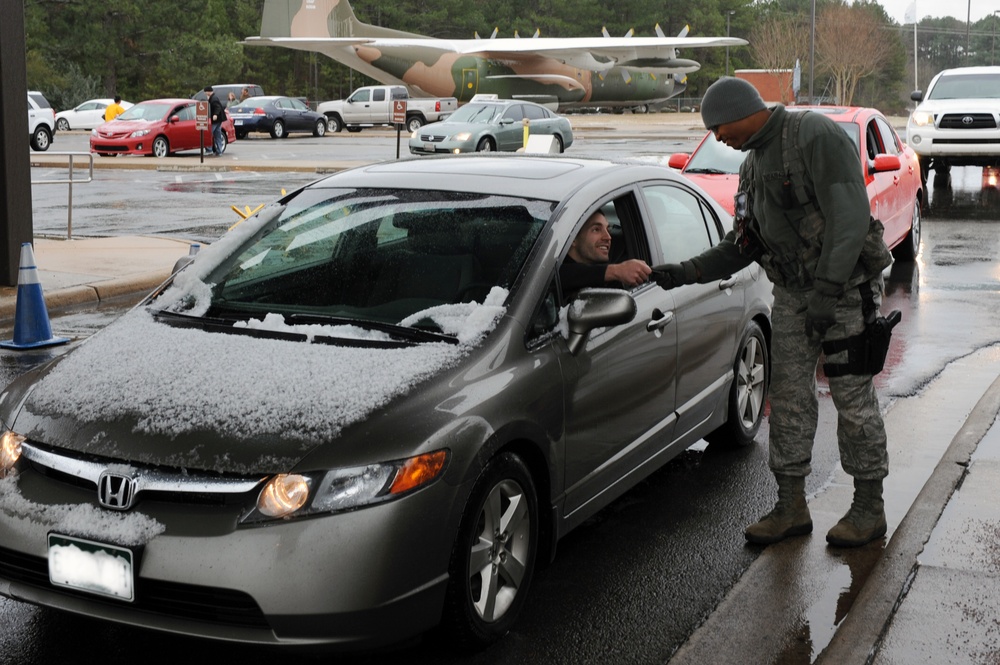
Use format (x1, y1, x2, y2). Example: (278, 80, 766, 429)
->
(228, 95, 327, 139)
(0, 155, 771, 650)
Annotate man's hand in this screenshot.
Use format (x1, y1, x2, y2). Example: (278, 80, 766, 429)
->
(651, 261, 698, 290)
(605, 259, 652, 287)
(805, 279, 841, 339)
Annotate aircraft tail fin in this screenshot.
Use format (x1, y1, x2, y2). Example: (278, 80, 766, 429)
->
(260, 0, 425, 40)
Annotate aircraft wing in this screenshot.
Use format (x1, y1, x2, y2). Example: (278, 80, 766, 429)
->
(452, 36, 747, 73)
(246, 34, 747, 74)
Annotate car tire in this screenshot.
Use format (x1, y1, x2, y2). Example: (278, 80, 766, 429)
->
(407, 115, 424, 133)
(442, 451, 538, 648)
(326, 115, 342, 133)
(891, 198, 921, 262)
(56, 118, 70, 132)
(270, 120, 286, 139)
(476, 137, 494, 153)
(705, 320, 769, 448)
(151, 136, 170, 158)
(30, 126, 52, 152)
(217, 132, 228, 155)
(553, 135, 564, 153)
(313, 119, 327, 137)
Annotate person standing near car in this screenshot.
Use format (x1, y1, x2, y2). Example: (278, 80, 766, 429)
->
(205, 86, 226, 156)
(104, 95, 125, 122)
(655, 77, 894, 548)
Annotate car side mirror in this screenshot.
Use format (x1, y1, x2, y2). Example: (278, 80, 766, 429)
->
(566, 289, 637, 355)
(169, 115, 180, 124)
(499, 118, 514, 125)
(871, 154, 902, 173)
(910, 90, 923, 102)
(667, 153, 690, 170)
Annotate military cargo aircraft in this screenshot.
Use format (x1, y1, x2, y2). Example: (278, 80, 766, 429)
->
(245, 0, 747, 111)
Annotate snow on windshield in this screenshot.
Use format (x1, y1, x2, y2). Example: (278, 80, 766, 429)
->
(27, 287, 508, 446)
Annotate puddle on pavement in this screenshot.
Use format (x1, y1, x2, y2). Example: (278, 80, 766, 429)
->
(771, 543, 886, 664)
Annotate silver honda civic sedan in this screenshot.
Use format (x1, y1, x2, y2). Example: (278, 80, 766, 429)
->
(0, 155, 771, 651)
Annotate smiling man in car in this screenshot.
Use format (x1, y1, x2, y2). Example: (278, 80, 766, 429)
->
(559, 210, 652, 297)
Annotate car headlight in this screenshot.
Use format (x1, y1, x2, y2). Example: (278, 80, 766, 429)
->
(910, 111, 935, 127)
(130, 129, 151, 138)
(450, 132, 472, 142)
(0, 430, 25, 478)
(410, 130, 420, 139)
(242, 449, 448, 523)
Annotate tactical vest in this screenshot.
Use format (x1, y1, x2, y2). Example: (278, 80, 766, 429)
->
(744, 110, 893, 289)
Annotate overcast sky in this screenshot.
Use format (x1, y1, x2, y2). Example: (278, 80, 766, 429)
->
(875, 0, 996, 25)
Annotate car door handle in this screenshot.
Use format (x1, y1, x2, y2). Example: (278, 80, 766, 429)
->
(647, 309, 674, 332)
(718, 275, 738, 290)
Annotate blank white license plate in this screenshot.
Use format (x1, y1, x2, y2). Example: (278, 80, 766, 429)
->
(423, 142, 436, 152)
(234, 119, 244, 125)
(48, 533, 135, 602)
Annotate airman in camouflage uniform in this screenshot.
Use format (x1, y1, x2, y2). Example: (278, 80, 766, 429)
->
(656, 77, 892, 548)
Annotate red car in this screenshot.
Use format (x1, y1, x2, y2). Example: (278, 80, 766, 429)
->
(668, 106, 923, 261)
(90, 98, 236, 158)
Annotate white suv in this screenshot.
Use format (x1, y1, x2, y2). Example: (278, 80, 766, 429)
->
(907, 66, 1000, 181)
(28, 90, 56, 152)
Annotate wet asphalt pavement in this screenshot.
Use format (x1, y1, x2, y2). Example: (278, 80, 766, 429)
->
(3, 127, 1000, 664)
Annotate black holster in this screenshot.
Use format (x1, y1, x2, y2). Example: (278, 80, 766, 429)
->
(822, 282, 901, 377)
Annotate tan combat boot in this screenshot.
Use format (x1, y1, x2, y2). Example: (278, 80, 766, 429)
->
(826, 478, 887, 547)
(744, 474, 813, 545)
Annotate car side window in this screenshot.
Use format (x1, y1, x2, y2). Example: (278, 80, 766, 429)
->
(523, 105, 546, 121)
(351, 90, 371, 103)
(874, 117, 900, 155)
(373, 89, 386, 102)
(865, 121, 882, 161)
(290, 98, 309, 111)
(175, 105, 195, 121)
(503, 105, 525, 122)
(642, 184, 715, 264)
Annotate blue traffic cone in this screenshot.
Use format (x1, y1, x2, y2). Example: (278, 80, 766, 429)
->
(0, 243, 70, 350)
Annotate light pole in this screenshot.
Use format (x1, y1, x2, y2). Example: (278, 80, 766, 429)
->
(993, 10, 1000, 65)
(725, 11, 736, 77)
(808, 0, 815, 104)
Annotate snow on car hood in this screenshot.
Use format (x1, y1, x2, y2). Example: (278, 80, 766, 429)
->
(20, 294, 506, 474)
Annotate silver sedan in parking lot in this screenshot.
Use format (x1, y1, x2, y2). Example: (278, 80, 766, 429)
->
(0, 155, 770, 651)
(410, 99, 574, 154)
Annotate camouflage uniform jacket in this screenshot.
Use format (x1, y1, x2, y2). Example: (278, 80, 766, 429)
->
(692, 105, 881, 293)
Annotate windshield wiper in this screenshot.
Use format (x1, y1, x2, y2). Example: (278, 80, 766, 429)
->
(684, 167, 733, 175)
(287, 313, 459, 345)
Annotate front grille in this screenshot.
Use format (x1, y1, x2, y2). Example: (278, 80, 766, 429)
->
(418, 134, 446, 143)
(939, 113, 997, 130)
(0, 545, 270, 628)
(932, 138, 1000, 145)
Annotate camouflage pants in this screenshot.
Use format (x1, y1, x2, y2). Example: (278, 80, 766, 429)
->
(768, 278, 889, 480)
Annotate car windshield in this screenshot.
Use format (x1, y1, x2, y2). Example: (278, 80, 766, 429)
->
(928, 73, 1000, 99)
(118, 103, 174, 121)
(198, 187, 552, 330)
(686, 119, 859, 174)
(446, 103, 501, 124)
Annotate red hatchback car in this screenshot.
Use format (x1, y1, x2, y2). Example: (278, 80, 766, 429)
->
(90, 98, 236, 158)
(668, 106, 923, 261)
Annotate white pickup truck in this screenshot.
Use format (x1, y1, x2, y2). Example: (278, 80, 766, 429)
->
(317, 85, 457, 134)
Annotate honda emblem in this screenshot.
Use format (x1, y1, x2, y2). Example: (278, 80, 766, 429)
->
(98, 471, 137, 510)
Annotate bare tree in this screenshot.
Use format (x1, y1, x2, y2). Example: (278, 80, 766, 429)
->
(748, 14, 810, 103)
(816, 4, 894, 105)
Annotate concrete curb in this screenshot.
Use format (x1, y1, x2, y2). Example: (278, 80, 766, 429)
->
(0, 270, 171, 324)
(815, 371, 1000, 664)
